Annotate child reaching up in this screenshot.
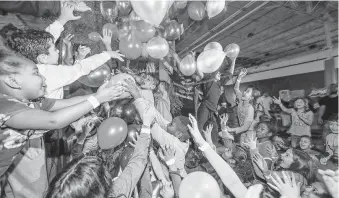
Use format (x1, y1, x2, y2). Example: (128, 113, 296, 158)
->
(0, 51, 125, 198)
(227, 68, 260, 145)
(273, 97, 313, 148)
(0, 3, 124, 99)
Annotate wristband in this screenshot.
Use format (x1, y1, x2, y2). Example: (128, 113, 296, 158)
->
(166, 158, 176, 166)
(87, 96, 100, 109)
(198, 142, 210, 151)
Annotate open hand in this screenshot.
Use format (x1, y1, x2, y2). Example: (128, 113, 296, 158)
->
(162, 144, 176, 162)
(272, 96, 282, 105)
(202, 124, 213, 142)
(107, 50, 125, 62)
(238, 68, 247, 79)
(318, 169, 338, 198)
(95, 81, 126, 103)
(268, 172, 301, 198)
(101, 28, 113, 47)
(252, 152, 268, 171)
(59, 2, 81, 24)
(76, 45, 91, 60)
(187, 114, 206, 147)
(243, 133, 257, 150)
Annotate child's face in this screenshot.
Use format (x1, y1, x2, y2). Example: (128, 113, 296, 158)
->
(138, 74, 156, 90)
(44, 40, 59, 64)
(280, 148, 294, 168)
(255, 123, 270, 139)
(294, 99, 305, 109)
(242, 87, 253, 101)
(329, 121, 338, 134)
(299, 137, 312, 150)
(15, 59, 46, 99)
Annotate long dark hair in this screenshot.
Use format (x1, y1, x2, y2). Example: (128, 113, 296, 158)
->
(46, 156, 112, 198)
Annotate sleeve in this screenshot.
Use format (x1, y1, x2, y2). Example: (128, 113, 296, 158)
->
(110, 129, 150, 198)
(45, 20, 64, 42)
(38, 52, 111, 95)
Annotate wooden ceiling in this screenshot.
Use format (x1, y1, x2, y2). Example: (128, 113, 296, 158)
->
(174, 1, 338, 68)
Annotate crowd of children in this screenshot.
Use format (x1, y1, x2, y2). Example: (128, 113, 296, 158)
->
(0, 2, 338, 198)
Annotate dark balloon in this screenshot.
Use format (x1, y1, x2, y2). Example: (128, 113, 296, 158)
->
(122, 103, 137, 124)
(119, 146, 134, 170)
(163, 20, 181, 41)
(125, 124, 141, 146)
(78, 64, 111, 87)
(116, 1, 132, 16)
(119, 32, 142, 60)
(188, 2, 205, 21)
(131, 20, 156, 42)
(97, 117, 128, 149)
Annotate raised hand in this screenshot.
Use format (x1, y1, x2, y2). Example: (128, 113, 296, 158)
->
(238, 68, 247, 79)
(187, 114, 206, 147)
(76, 45, 91, 60)
(318, 169, 338, 198)
(62, 34, 74, 46)
(252, 152, 268, 172)
(162, 144, 176, 163)
(59, 2, 81, 25)
(202, 124, 213, 141)
(272, 96, 282, 105)
(107, 50, 125, 62)
(101, 28, 113, 48)
(243, 133, 257, 150)
(268, 172, 301, 198)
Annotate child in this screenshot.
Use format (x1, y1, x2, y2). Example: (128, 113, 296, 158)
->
(273, 97, 313, 148)
(132, 73, 160, 104)
(320, 114, 338, 166)
(0, 51, 125, 197)
(0, 3, 124, 99)
(227, 68, 260, 145)
(299, 135, 321, 160)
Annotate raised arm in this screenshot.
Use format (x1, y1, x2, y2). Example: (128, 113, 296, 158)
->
(234, 68, 247, 100)
(187, 114, 247, 198)
(5, 83, 125, 130)
(272, 96, 293, 114)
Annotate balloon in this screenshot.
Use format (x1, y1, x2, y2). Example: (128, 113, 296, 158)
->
(179, 172, 220, 198)
(119, 32, 142, 60)
(206, 0, 226, 19)
(146, 37, 169, 59)
(122, 103, 137, 124)
(125, 124, 141, 146)
(97, 117, 128, 149)
(100, 1, 118, 23)
(78, 64, 111, 87)
(204, 42, 223, 51)
(88, 32, 101, 42)
(131, 1, 173, 26)
(131, 20, 156, 42)
(118, 21, 132, 40)
(119, 146, 134, 170)
(107, 73, 135, 99)
(116, 1, 132, 16)
(179, 53, 196, 76)
(129, 10, 141, 21)
(224, 43, 240, 59)
(103, 23, 119, 40)
(197, 49, 225, 73)
(141, 43, 148, 58)
(188, 2, 205, 21)
(174, 1, 187, 9)
(163, 20, 181, 41)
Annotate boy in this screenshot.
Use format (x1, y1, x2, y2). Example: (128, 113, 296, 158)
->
(299, 135, 321, 160)
(320, 114, 338, 166)
(0, 2, 123, 99)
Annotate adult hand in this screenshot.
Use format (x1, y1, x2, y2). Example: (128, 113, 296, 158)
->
(95, 81, 126, 103)
(101, 28, 113, 48)
(268, 172, 301, 198)
(107, 50, 125, 62)
(243, 133, 257, 150)
(59, 2, 81, 25)
(187, 114, 206, 147)
(124, 78, 142, 99)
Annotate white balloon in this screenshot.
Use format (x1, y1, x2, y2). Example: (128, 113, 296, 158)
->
(197, 49, 225, 73)
(204, 42, 223, 51)
(206, 0, 226, 18)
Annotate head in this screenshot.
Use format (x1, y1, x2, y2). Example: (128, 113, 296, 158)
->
(241, 85, 261, 104)
(0, 51, 46, 100)
(328, 83, 338, 95)
(299, 136, 313, 150)
(254, 121, 273, 140)
(293, 98, 308, 110)
(280, 148, 314, 182)
(166, 116, 190, 142)
(0, 24, 59, 64)
(135, 73, 159, 90)
(328, 114, 338, 134)
(302, 182, 330, 198)
(46, 156, 111, 198)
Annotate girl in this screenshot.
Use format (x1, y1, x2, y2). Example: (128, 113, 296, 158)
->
(0, 51, 125, 198)
(227, 68, 261, 145)
(273, 97, 313, 148)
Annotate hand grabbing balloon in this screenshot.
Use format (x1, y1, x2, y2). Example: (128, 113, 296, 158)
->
(95, 81, 126, 103)
(123, 78, 142, 99)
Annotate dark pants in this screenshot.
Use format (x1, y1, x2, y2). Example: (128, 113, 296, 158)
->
(197, 104, 219, 145)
